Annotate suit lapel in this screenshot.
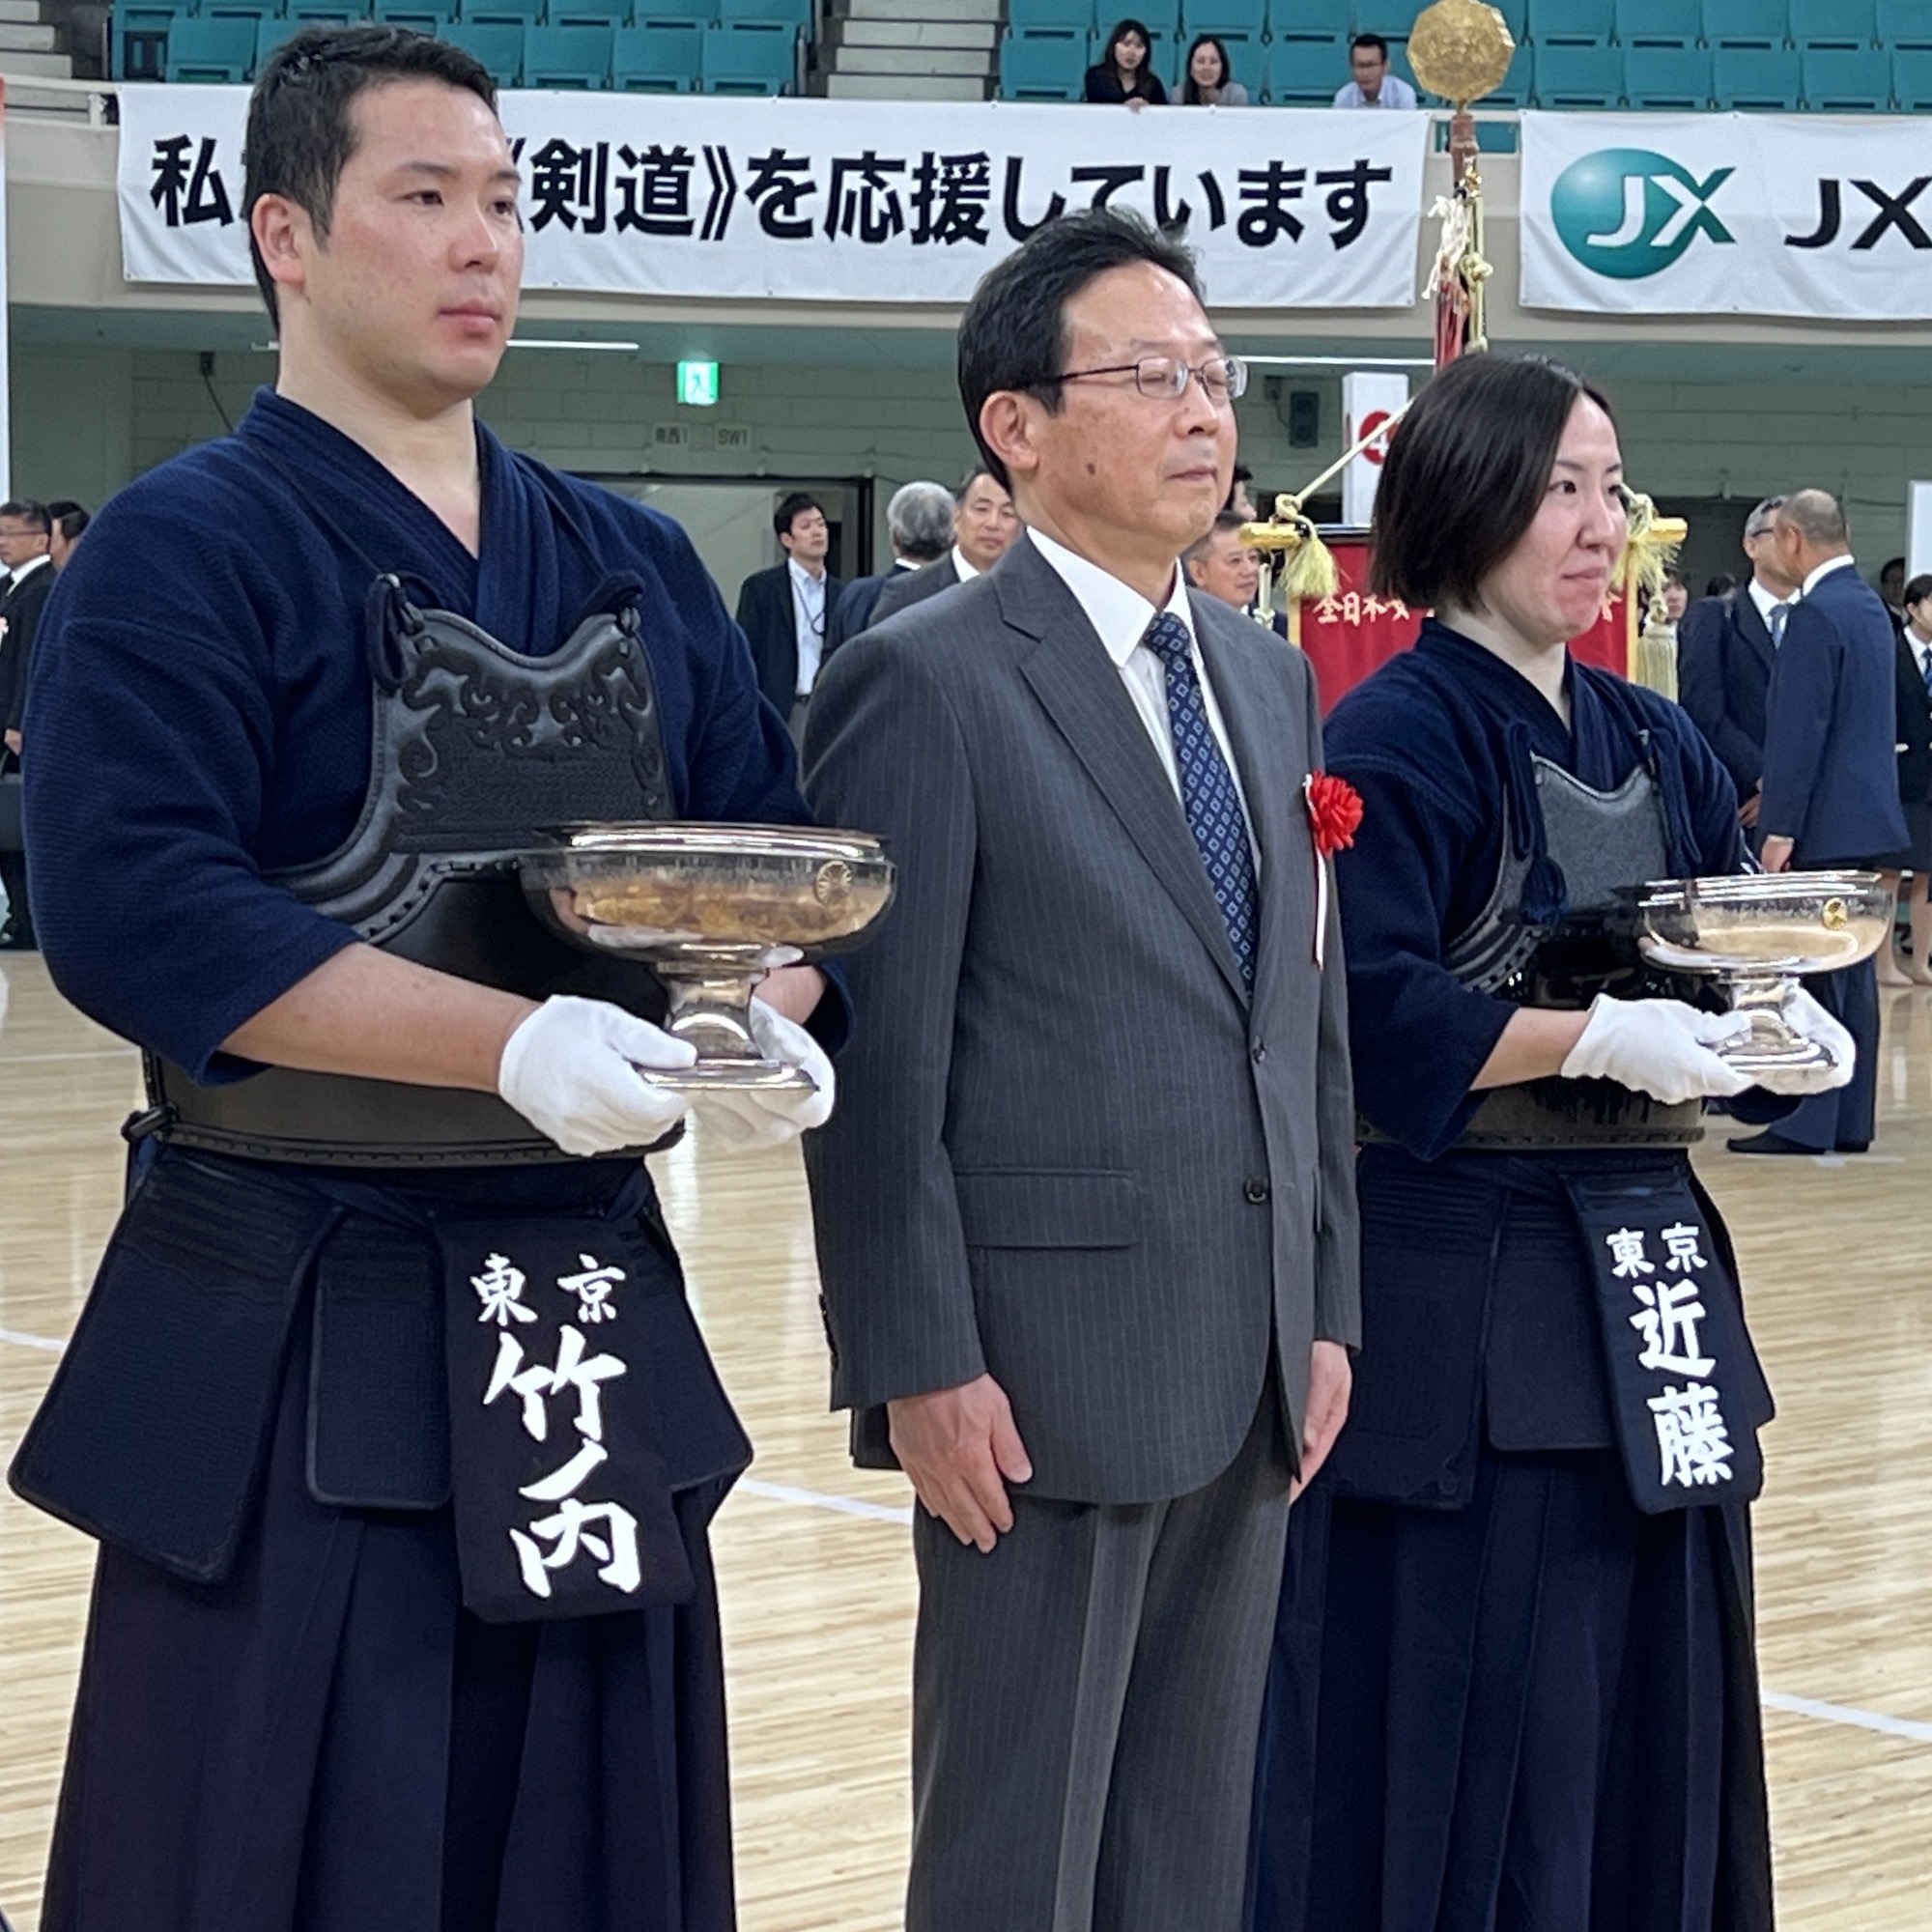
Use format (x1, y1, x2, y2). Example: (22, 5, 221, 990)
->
(1000, 548, 1249, 1004)
(1732, 588, 1775, 675)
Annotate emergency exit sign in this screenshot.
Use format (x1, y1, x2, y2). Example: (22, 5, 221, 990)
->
(677, 359, 720, 407)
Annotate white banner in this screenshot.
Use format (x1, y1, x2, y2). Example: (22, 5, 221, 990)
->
(1523, 111, 1932, 321)
(119, 86, 1427, 308)
(1341, 369, 1406, 527)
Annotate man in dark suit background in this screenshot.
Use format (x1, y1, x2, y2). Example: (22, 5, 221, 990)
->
(1733, 488, 1909, 1156)
(0, 498, 56, 949)
(1184, 509, 1287, 638)
(733, 491, 843, 736)
(1677, 494, 1798, 835)
(805, 211, 1358, 1932)
(826, 479, 954, 655)
(867, 464, 1020, 627)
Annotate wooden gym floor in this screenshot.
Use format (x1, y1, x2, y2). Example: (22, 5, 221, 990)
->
(1, 952, 1928, 1928)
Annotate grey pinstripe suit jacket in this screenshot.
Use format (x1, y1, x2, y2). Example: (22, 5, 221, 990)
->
(802, 536, 1360, 1506)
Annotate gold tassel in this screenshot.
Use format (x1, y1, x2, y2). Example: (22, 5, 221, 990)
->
(1617, 489, 1686, 610)
(1239, 494, 1338, 611)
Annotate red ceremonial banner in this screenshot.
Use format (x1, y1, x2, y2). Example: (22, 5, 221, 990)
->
(1290, 535, 1630, 714)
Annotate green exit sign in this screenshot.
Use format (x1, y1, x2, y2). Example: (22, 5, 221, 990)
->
(677, 359, 720, 407)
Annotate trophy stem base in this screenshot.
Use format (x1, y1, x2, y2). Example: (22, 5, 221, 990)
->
(1718, 975, 1836, 1076)
(637, 963, 814, 1093)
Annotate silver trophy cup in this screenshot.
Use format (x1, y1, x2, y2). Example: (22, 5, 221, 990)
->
(520, 823, 895, 1091)
(1617, 870, 1892, 1074)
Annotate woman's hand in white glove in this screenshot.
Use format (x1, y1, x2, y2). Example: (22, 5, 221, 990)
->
(1559, 994, 1754, 1104)
(497, 996, 696, 1156)
(692, 1000, 837, 1153)
(1746, 988, 1857, 1094)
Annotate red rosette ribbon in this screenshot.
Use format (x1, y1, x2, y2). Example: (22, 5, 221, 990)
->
(1304, 771, 1364, 858)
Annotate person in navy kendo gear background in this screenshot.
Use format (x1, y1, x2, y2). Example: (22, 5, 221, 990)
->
(11, 25, 845, 1932)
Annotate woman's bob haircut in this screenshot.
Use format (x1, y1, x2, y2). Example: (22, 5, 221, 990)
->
(1369, 354, 1618, 612)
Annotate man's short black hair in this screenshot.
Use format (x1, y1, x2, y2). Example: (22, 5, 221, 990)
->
(957, 207, 1205, 493)
(1351, 32, 1390, 58)
(1904, 572, 1932, 607)
(1370, 354, 1615, 611)
(955, 464, 1002, 499)
(1183, 509, 1249, 562)
(0, 500, 51, 535)
(773, 491, 822, 540)
(243, 24, 497, 327)
(46, 500, 90, 541)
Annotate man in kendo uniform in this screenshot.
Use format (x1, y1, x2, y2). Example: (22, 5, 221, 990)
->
(10, 27, 841, 1931)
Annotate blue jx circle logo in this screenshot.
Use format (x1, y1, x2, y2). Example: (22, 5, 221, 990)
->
(1551, 148, 1736, 279)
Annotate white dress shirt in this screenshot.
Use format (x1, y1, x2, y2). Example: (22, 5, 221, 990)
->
(787, 555, 827, 697)
(1026, 528, 1258, 855)
(950, 544, 981, 583)
(1331, 74, 1417, 107)
(1798, 552, 1858, 599)
(1907, 624, 1932, 686)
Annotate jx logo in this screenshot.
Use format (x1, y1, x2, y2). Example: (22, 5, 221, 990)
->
(1550, 148, 1734, 279)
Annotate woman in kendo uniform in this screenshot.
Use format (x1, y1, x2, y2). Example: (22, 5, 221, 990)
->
(1246, 354, 1852, 1932)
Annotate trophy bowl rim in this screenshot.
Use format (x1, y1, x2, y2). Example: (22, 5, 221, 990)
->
(520, 821, 891, 869)
(1617, 868, 1888, 918)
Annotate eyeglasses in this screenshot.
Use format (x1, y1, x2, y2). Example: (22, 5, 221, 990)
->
(1046, 355, 1249, 406)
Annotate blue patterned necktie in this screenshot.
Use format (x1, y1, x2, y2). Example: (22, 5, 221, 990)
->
(1769, 602, 1789, 648)
(1141, 611, 1259, 991)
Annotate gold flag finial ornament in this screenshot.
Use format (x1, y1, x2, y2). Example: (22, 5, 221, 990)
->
(1407, 0, 1516, 105)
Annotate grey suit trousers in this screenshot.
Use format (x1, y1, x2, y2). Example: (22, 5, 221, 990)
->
(907, 1389, 1293, 1932)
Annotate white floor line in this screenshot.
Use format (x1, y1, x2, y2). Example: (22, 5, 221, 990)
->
(735, 1475, 914, 1525)
(0, 1324, 65, 1353)
(1760, 1689, 1932, 1745)
(0, 1327, 1923, 1747)
(0, 1048, 138, 1064)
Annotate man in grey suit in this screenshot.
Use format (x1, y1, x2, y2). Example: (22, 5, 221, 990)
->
(867, 463, 1021, 627)
(803, 211, 1359, 1932)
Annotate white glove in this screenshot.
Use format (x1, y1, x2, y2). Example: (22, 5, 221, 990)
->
(497, 995, 696, 1156)
(1745, 987, 1856, 1094)
(1559, 994, 1755, 1104)
(692, 999, 837, 1153)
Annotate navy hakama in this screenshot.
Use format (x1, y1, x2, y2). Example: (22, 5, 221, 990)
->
(1246, 625, 1777, 1932)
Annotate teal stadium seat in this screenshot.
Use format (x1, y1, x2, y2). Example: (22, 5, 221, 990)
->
(1180, 0, 1264, 42)
(203, 0, 281, 25)
(551, 3, 632, 24)
(461, 0, 544, 24)
(1712, 43, 1801, 104)
(1614, 0, 1700, 46)
(1701, 0, 1787, 47)
(1111, 0, 1179, 41)
(1524, 0, 1613, 47)
(1262, 35, 1341, 100)
(1532, 40, 1622, 104)
(1789, 0, 1875, 47)
(523, 21, 613, 82)
(1875, 0, 1932, 48)
(1008, 0, 1093, 26)
(375, 6, 459, 32)
(1622, 41, 1712, 103)
(1802, 43, 1890, 106)
(634, 3, 714, 24)
(116, 0, 188, 80)
(699, 18, 795, 90)
(719, 0, 808, 24)
(1000, 26, 1087, 97)
(1265, 0, 1349, 43)
(1488, 0, 1527, 33)
(612, 19, 699, 81)
(1890, 45, 1932, 104)
(165, 14, 257, 78)
(1483, 40, 1532, 102)
(444, 17, 524, 79)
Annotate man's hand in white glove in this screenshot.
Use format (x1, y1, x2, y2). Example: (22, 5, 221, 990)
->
(497, 995, 696, 1156)
(1559, 994, 1754, 1104)
(692, 999, 837, 1153)
(1746, 987, 1856, 1094)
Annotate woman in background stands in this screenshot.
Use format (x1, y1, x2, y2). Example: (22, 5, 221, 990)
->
(1084, 17, 1166, 105)
(1181, 33, 1248, 104)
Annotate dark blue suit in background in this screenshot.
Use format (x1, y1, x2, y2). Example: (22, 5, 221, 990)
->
(1677, 584, 1777, 806)
(1759, 558, 1910, 1151)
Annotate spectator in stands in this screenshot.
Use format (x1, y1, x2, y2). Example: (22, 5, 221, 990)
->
(1662, 567, 1689, 627)
(1878, 554, 1906, 619)
(870, 465, 1020, 626)
(1227, 464, 1258, 519)
(736, 491, 844, 741)
(1181, 35, 1248, 105)
(47, 500, 90, 572)
(1333, 32, 1417, 108)
(826, 479, 954, 655)
(1085, 18, 1166, 106)
(1881, 573, 1932, 984)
